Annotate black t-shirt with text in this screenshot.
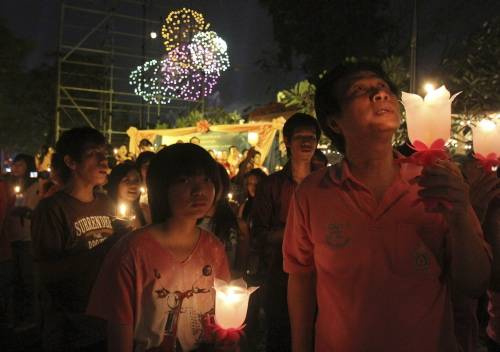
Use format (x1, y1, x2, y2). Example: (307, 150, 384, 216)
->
(32, 191, 115, 349)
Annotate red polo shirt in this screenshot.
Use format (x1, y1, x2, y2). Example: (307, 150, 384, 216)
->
(283, 159, 485, 351)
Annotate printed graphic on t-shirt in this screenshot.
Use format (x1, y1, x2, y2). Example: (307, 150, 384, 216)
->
(153, 264, 215, 351)
(73, 215, 113, 249)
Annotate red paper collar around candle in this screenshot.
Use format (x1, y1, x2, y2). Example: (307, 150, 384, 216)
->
(399, 138, 452, 211)
(202, 314, 244, 345)
(473, 152, 499, 172)
(402, 138, 450, 166)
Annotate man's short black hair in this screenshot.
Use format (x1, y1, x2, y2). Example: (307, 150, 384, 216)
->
(136, 151, 155, 171)
(146, 143, 220, 224)
(314, 61, 399, 153)
(283, 113, 321, 143)
(54, 127, 107, 183)
(282, 113, 320, 157)
(139, 138, 153, 148)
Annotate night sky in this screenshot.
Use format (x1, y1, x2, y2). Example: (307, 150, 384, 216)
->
(0, 0, 304, 111)
(1, 0, 498, 111)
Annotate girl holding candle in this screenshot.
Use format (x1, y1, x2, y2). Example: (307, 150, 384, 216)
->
(106, 162, 149, 231)
(87, 143, 231, 352)
(4, 153, 40, 331)
(238, 168, 267, 223)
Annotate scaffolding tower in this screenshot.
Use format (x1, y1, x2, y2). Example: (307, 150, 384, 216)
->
(55, 0, 202, 144)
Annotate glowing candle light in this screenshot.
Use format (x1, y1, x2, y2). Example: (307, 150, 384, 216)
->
(472, 119, 500, 156)
(214, 278, 258, 329)
(401, 85, 460, 148)
(14, 185, 24, 206)
(248, 132, 259, 147)
(118, 203, 128, 218)
(227, 193, 233, 202)
(423, 82, 435, 95)
(471, 119, 500, 171)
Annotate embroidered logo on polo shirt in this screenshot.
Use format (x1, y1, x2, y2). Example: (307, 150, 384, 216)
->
(326, 223, 351, 249)
(414, 245, 430, 271)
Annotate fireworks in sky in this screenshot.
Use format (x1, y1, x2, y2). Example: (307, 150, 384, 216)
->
(130, 8, 230, 103)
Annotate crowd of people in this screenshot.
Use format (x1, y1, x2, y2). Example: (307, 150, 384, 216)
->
(0, 61, 498, 352)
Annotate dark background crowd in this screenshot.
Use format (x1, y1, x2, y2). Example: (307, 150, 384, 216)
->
(0, 64, 498, 352)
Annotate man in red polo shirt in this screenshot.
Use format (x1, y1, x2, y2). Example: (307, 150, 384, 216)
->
(252, 113, 320, 352)
(283, 62, 491, 351)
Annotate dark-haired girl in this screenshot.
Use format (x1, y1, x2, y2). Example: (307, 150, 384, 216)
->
(88, 143, 230, 352)
(106, 162, 149, 231)
(4, 154, 40, 330)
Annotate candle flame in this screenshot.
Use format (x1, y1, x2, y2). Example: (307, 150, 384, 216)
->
(219, 286, 245, 303)
(14, 186, 20, 194)
(118, 203, 128, 217)
(424, 83, 435, 94)
(227, 193, 233, 201)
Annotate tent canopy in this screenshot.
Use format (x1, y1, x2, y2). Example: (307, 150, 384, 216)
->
(127, 118, 286, 164)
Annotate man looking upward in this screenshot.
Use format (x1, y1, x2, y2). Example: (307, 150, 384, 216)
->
(283, 62, 491, 352)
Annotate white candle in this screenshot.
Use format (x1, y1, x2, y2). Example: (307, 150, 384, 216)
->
(118, 203, 128, 218)
(214, 278, 258, 329)
(472, 119, 500, 158)
(401, 85, 460, 147)
(14, 186, 24, 206)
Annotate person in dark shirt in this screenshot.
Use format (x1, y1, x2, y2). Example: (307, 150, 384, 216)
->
(32, 127, 117, 352)
(251, 113, 320, 352)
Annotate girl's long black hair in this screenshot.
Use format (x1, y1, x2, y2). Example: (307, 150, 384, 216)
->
(106, 162, 146, 226)
(147, 143, 220, 224)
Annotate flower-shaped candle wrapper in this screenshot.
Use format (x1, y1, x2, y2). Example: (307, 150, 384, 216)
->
(472, 119, 500, 172)
(214, 278, 258, 330)
(401, 86, 460, 150)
